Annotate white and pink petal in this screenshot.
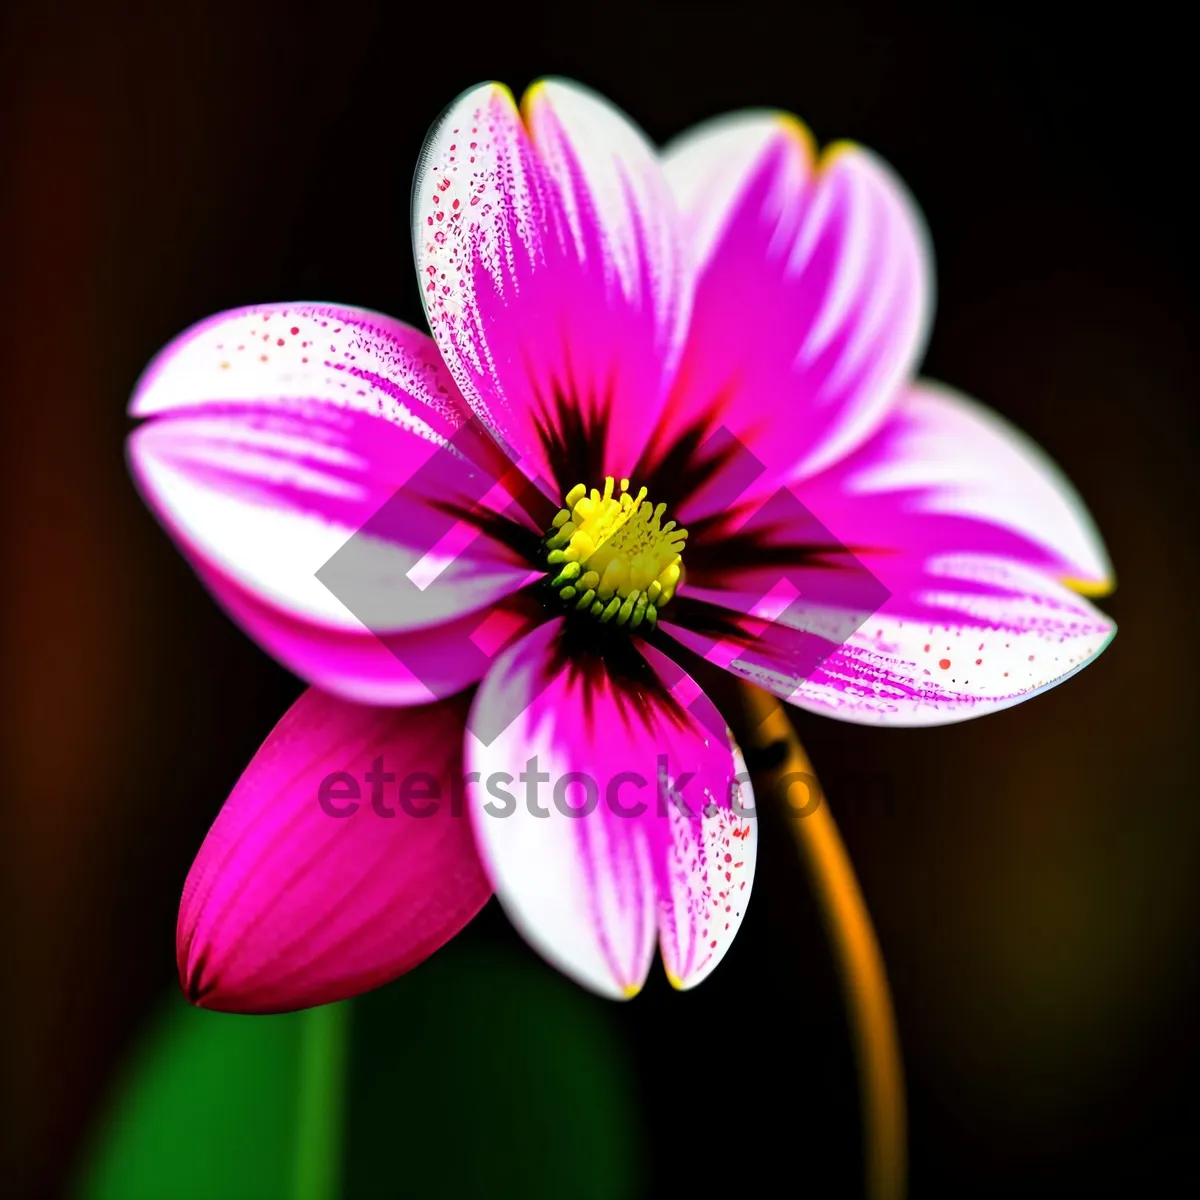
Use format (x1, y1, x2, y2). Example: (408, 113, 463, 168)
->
(786, 557, 1115, 725)
(129, 304, 542, 701)
(413, 79, 690, 491)
(795, 380, 1114, 594)
(657, 740, 757, 990)
(665, 555, 1114, 726)
(465, 620, 755, 997)
(650, 112, 932, 520)
(202, 566, 541, 707)
(662, 379, 1115, 724)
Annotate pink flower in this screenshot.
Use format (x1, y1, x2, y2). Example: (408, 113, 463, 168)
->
(128, 79, 1115, 1011)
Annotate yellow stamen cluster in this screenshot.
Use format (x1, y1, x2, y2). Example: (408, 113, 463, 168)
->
(544, 477, 687, 628)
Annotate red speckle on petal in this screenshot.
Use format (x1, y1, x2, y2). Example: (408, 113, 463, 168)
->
(923, 644, 930, 652)
(975, 658, 982, 665)
(938, 658, 951, 670)
(290, 326, 299, 335)
(276, 338, 285, 346)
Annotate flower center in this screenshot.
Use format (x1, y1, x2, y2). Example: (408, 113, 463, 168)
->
(542, 477, 688, 629)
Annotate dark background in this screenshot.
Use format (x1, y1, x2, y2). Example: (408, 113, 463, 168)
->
(2, 1, 1196, 1195)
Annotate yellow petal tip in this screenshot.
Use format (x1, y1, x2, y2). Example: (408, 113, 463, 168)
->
(819, 138, 862, 170)
(775, 111, 818, 163)
(1062, 574, 1116, 598)
(520, 79, 549, 120)
(665, 969, 685, 991)
(622, 983, 641, 999)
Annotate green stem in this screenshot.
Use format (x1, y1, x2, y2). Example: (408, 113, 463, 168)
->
(291, 1002, 350, 1200)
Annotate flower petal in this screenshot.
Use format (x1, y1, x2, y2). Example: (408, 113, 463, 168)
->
(795, 380, 1114, 593)
(129, 304, 548, 700)
(660, 380, 1115, 724)
(131, 302, 465, 424)
(178, 688, 490, 1013)
(664, 555, 1113, 727)
(790, 561, 1113, 724)
(657, 737, 758, 991)
(413, 79, 690, 491)
(465, 620, 755, 997)
(130, 303, 533, 630)
(201, 565, 542, 706)
(651, 112, 932, 520)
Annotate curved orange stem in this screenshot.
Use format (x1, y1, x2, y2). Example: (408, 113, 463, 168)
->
(741, 686, 906, 1200)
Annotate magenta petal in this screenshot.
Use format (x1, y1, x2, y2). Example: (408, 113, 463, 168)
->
(654, 113, 932, 520)
(201, 567, 543, 706)
(129, 303, 532, 632)
(662, 379, 1115, 724)
(796, 380, 1115, 592)
(465, 620, 755, 997)
(791, 562, 1115, 724)
(665, 556, 1114, 726)
(178, 688, 490, 1012)
(413, 80, 690, 489)
(128, 303, 541, 699)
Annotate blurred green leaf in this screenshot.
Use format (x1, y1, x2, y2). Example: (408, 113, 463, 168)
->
(73, 939, 642, 1200)
(72, 998, 344, 1200)
(344, 941, 642, 1199)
